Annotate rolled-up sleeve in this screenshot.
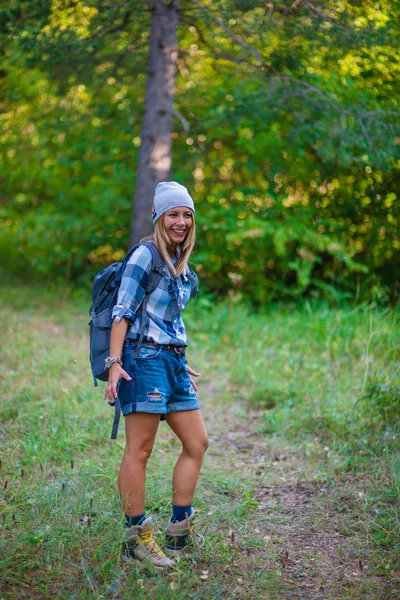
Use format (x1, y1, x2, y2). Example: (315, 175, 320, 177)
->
(112, 246, 153, 323)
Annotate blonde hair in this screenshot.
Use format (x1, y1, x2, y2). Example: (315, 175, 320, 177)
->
(141, 213, 196, 277)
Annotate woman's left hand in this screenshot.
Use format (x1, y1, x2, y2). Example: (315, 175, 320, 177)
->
(186, 365, 201, 392)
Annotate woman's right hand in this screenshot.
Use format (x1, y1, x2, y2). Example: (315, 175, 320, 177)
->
(104, 363, 132, 405)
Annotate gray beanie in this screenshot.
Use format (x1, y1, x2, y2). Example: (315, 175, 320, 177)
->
(152, 181, 195, 223)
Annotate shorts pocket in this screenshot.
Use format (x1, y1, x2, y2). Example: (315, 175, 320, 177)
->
(131, 345, 162, 360)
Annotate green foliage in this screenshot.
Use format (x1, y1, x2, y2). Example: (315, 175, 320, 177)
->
(186, 297, 400, 458)
(363, 372, 400, 426)
(0, 0, 399, 301)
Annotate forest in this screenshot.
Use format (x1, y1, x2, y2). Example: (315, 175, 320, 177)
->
(1, 0, 399, 302)
(1, 2, 399, 599)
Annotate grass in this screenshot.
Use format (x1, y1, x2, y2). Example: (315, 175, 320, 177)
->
(0, 285, 399, 599)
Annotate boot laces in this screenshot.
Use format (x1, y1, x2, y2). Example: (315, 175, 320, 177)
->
(186, 516, 203, 544)
(185, 512, 196, 535)
(138, 528, 166, 559)
(187, 518, 195, 534)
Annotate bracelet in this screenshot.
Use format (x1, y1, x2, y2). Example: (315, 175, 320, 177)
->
(104, 356, 123, 370)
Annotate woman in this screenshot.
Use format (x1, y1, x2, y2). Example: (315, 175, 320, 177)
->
(104, 181, 208, 568)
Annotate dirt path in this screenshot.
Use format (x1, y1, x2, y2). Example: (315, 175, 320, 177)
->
(197, 385, 397, 600)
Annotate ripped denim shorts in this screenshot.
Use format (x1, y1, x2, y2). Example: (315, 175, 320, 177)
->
(118, 341, 200, 418)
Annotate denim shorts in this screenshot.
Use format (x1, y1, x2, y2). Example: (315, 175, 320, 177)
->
(118, 341, 200, 417)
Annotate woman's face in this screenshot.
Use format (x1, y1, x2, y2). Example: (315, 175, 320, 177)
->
(163, 206, 193, 245)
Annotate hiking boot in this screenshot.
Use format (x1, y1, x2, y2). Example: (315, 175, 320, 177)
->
(122, 516, 175, 568)
(165, 510, 201, 555)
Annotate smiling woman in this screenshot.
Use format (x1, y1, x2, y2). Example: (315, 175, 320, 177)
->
(164, 207, 194, 245)
(104, 181, 208, 568)
(151, 181, 196, 278)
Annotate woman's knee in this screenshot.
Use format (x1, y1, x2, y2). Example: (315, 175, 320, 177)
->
(124, 440, 154, 465)
(202, 434, 209, 455)
(184, 434, 209, 460)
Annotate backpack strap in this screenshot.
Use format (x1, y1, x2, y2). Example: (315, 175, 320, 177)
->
(110, 396, 121, 440)
(133, 241, 164, 358)
(188, 267, 198, 299)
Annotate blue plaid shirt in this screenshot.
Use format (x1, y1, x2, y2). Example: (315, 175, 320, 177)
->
(112, 245, 192, 346)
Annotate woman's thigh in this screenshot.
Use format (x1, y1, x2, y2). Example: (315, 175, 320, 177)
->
(124, 412, 161, 455)
(165, 410, 208, 457)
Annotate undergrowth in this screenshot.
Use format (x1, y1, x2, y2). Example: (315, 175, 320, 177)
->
(0, 285, 399, 599)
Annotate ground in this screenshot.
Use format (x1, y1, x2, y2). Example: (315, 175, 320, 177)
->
(0, 291, 398, 599)
(184, 384, 398, 600)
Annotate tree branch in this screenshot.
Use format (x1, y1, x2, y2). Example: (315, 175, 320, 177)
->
(302, 1, 348, 31)
(59, 8, 127, 48)
(186, 0, 333, 101)
(107, 9, 132, 33)
(187, 0, 265, 65)
(273, 74, 329, 100)
(178, 47, 259, 72)
(82, 1, 146, 9)
(171, 108, 190, 132)
(179, 14, 258, 70)
(179, 13, 210, 48)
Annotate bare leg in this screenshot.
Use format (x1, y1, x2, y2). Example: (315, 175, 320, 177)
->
(118, 413, 160, 516)
(165, 410, 208, 506)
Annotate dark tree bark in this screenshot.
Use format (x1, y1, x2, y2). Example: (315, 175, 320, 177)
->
(129, 0, 180, 246)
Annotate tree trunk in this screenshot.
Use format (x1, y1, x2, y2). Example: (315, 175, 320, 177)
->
(129, 0, 180, 246)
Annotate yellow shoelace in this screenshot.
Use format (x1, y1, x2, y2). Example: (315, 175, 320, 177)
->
(138, 529, 166, 559)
